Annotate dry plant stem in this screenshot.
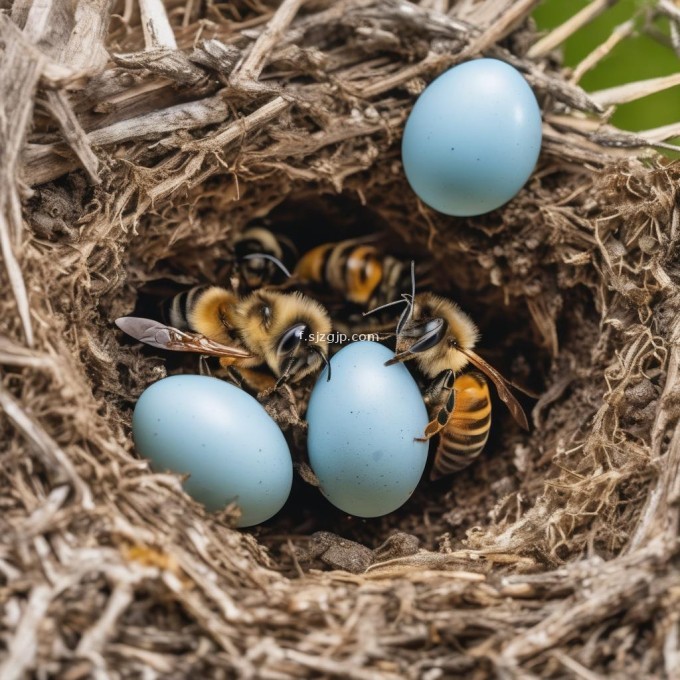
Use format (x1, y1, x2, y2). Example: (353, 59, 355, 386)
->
(193, 95, 290, 151)
(23, 95, 231, 185)
(44, 90, 100, 183)
(0, 336, 54, 369)
(496, 544, 677, 669)
(627, 317, 680, 551)
(639, 120, 680, 142)
(658, 0, 680, 51)
(0, 217, 33, 346)
(91, 95, 230, 146)
(461, 0, 541, 57)
(139, 0, 177, 49)
(234, 0, 305, 81)
(591, 72, 680, 107)
(0, 17, 42, 347)
(551, 651, 608, 680)
(659, 0, 680, 19)
(0, 383, 93, 508)
(358, 52, 444, 98)
(1, 0, 679, 678)
(74, 581, 135, 658)
(62, 0, 112, 70)
(421, 0, 448, 12)
(570, 19, 635, 84)
(17, 0, 55, 41)
(0, 584, 53, 680)
(10, 0, 34, 31)
(133, 95, 290, 205)
(528, 0, 618, 59)
(282, 649, 404, 680)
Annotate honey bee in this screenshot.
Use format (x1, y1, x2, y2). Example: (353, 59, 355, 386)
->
(373, 270, 528, 479)
(233, 227, 297, 289)
(294, 237, 412, 310)
(117, 285, 332, 385)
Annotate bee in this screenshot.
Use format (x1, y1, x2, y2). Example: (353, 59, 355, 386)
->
(294, 237, 412, 310)
(117, 285, 332, 386)
(372, 268, 528, 480)
(233, 227, 297, 289)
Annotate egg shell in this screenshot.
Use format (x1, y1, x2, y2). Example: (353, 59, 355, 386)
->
(306, 341, 429, 517)
(402, 58, 542, 217)
(132, 375, 292, 527)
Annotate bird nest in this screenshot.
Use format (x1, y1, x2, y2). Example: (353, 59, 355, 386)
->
(2, 0, 680, 677)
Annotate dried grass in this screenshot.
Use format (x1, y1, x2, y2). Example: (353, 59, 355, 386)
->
(1, 0, 679, 677)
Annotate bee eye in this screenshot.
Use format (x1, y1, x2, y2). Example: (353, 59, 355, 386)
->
(409, 318, 448, 354)
(277, 323, 308, 356)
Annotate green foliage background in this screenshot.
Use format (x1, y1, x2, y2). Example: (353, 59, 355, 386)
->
(533, 0, 680, 132)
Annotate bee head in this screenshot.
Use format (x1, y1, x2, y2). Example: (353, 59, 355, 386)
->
(274, 321, 331, 384)
(238, 290, 331, 384)
(235, 227, 294, 288)
(239, 255, 276, 289)
(387, 293, 479, 376)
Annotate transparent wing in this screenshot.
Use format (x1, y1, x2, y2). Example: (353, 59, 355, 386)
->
(459, 348, 529, 431)
(115, 317, 253, 360)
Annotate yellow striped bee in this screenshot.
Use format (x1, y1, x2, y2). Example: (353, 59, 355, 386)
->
(233, 227, 297, 289)
(373, 271, 528, 479)
(117, 285, 332, 386)
(294, 237, 412, 311)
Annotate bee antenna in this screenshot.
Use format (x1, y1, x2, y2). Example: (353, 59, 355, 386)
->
(242, 253, 292, 279)
(362, 298, 408, 317)
(311, 345, 331, 381)
(396, 299, 410, 336)
(394, 262, 417, 335)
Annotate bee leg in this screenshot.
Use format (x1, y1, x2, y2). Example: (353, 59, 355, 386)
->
(224, 366, 243, 388)
(198, 355, 212, 376)
(416, 370, 456, 442)
(274, 355, 296, 389)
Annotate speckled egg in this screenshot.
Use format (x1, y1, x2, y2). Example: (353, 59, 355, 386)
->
(402, 58, 542, 216)
(306, 341, 429, 517)
(132, 375, 292, 527)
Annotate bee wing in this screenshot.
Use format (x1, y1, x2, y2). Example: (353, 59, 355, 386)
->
(115, 317, 253, 360)
(459, 348, 529, 430)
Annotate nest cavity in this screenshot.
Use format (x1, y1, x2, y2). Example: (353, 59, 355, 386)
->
(1, 0, 680, 678)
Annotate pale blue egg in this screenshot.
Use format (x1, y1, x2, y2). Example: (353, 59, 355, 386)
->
(402, 58, 542, 216)
(133, 375, 292, 527)
(306, 342, 429, 517)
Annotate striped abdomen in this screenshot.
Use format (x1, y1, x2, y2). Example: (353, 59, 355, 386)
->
(431, 372, 491, 480)
(296, 240, 381, 305)
(164, 286, 208, 330)
(296, 239, 407, 308)
(163, 286, 236, 345)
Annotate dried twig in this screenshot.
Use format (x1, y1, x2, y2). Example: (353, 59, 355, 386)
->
(570, 19, 635, 84)
(0, 17, 42, 346)
(590, 72, 680, 107)
(528, 0, 619, 59)
(44, 90, 100, 183)
(1, 2, 679, 679)
(0, 384, 93, 508)
(462, 0, 541, 57)
(234, 0, 305, 82)
(139, 0, 177, 49)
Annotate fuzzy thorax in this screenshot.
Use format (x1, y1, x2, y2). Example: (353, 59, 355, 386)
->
(235, 290, 332, 379)
(400, 292, 480, 378)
